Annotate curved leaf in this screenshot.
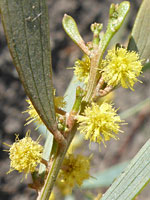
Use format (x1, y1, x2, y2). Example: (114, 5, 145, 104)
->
(128, 0, 150, 65)
(101, 1, 130, 51)
(0, 0, 56, 132)
(101, 139, 150, 200)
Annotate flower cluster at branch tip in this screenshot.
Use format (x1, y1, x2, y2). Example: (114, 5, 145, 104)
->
(77, 102, 123, 146)
(102, 47, 143, 90)
(5, 131, 43, 177)
(73, 54, 91, 84)
(57, 154, 90, 195)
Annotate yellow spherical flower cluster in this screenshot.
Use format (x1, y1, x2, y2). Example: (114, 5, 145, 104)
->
(73, 54, 90, 84)
(77, 102, 123, 146)
(6, 131, 43, 177)
(102, 47, 143, 90)
(57, 154, 90, 195)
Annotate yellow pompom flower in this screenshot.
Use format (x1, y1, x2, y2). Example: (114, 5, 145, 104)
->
(77, 102, 123, 146)
(57, 154, 90, 195)
(102, 47, 143, 90)
(5, 131, 43, 177)
(73, 54, 90, 84)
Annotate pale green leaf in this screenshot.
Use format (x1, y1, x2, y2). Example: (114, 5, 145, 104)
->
(62, 14, 89, 55)
(0, 0, 56, 132)
(101, 139, 150, 200)
(128, 0, 150, 65)
(101, 1, 130, 52)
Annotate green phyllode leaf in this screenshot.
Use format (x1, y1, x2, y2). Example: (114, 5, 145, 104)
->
(128, 0, 150, 68)
(62, 14, 89, 55)
(100, 139, 150, 200)
(0, 0, 56, 133)
(100, 1, 130, 52)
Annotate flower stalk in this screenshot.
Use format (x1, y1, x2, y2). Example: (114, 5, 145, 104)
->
(37, 124, 78, 200)
(37, 86, 84, 200)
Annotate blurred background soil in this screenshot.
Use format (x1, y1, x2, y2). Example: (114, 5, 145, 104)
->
(0, 0, 150, 199)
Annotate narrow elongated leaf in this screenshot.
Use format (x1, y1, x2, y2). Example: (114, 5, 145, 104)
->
(101, 1, 130, 51)
(128, 0, 150, 64)
(101, 139, 150, 200)
(0, 0, 56, 132)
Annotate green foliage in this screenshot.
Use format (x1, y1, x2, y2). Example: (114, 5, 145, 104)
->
(128, 0, 150, 70)
(100, 1, 130, 52)
(101, 139, 150, 200)
(62, 14, 90, 55)
(1, 0, 150, 200)
(0, 0, 56, 133)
